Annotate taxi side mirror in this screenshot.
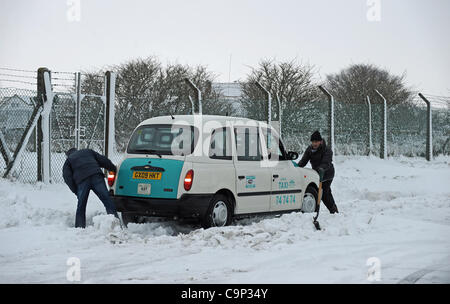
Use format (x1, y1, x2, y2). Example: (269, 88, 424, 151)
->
(287, 151, 299, 160)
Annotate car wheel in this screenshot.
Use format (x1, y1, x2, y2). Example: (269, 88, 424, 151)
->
(201, 194, 232, 229)
(302, 186, 318, 213)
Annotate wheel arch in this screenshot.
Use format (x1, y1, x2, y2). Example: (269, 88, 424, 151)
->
(306, 182, 318, 192)
(215, 188, 236, 214)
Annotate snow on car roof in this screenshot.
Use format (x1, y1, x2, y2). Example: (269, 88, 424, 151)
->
(138, 114, 272, 128)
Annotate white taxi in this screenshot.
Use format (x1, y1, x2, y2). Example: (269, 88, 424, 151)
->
(108, 115, 320, 228)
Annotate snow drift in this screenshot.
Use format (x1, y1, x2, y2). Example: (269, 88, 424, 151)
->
(0, 156, 449, 283)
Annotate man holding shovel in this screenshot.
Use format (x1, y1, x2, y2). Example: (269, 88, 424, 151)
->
(63, 148, 121, 228)
(298, 131, 339, 214)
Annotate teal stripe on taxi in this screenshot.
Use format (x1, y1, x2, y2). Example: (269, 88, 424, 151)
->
(115, 158, 184, 199)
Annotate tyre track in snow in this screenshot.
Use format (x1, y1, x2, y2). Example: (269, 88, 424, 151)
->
(397, 268, 436, 284)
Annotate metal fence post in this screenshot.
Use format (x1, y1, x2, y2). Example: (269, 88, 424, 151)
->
(37, 68, 49, 181)
(41, 70, 53, 183)
(418, 93, 432, 161)
(278, 98, 281, 138)
(184, 78, 202, 114)
(105, 71, 116, 160)
(318, 85, 335, 155)
(374, 89, 387, 159)
(275, 93, 282, 138)
(255, 81, 272, 126)
(366, 96, 372, 155)
(0, 128, 11, 167)
(75, 72, 81, 149)
(37, 69, 44, 181)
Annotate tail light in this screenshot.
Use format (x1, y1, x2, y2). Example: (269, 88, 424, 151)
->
(184, 169, 194, 191)
(107, 171, 116, 187)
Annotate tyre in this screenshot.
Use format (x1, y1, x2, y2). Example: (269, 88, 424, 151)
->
(302, 186, 318, 213)
(201, 194, 233, 229)
(121, 212, 139, 228)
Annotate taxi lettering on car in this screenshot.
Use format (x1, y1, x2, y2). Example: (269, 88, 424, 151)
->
(108, 115, 320, 228)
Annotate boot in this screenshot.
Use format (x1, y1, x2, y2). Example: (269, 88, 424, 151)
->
(330, 204, 339, 214)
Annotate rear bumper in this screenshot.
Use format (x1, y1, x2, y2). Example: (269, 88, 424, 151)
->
(111, 192, 213, 219)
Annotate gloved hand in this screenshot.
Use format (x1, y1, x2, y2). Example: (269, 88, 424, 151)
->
(318, 168, 325, 182)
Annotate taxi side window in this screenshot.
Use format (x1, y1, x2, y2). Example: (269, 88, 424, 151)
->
(234, 126, 262, 161)
(209, 127, 232, 160)
(262, 127, 288, 160)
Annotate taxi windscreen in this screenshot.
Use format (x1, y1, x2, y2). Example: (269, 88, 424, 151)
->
(127, 124, 198, 156)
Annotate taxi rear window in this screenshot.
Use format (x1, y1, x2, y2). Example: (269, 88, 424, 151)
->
(127, 124, 199, 156)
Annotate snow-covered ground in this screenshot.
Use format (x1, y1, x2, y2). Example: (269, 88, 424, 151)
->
(0, 155, 449, 283)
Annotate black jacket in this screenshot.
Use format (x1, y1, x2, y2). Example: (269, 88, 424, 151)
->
(298, 140, 335, 181)
(62, 149, 117, 194)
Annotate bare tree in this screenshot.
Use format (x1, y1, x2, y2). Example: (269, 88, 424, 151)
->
(80, 73, 104, 96)
(240, 58, 319, 132)
(87, 58, 234, 150)
(151, 63, 231, 116)
(112, 57, 161, 150)
(326, 63, 414, 105)
(80, 57, 245, 150)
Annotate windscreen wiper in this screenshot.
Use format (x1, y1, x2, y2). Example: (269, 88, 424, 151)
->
(134, 149, 162, 158)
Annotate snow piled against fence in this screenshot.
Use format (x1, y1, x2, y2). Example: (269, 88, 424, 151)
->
(0, 156, 449, 283)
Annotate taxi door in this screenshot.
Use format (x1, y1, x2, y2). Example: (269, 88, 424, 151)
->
(233, 125, 272, 214)
(261, 127, 303, 212)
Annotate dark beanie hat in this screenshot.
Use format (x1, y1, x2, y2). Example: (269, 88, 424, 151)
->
(65, 148, 77, 157)
(310, 131, 322, 141)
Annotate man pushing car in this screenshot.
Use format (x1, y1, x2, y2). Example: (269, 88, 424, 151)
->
(63, 148, 120, 228)
(298, 131, 339, 214)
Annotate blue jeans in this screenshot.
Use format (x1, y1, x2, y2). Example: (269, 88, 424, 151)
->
(75, 173, 118, 228)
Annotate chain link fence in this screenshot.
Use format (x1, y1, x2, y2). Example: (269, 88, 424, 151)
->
(279, 98, 449, 157)
(0, 87, 40, 182)
(50, 92, 76, 183)
(49, 72, 108, 183)
(0, 69, 115, 184)
(49, 93, 107, 183)
(200, 95, 449, 158)
(1, 69, 449, 184)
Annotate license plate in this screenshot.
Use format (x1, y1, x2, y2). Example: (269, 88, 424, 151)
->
(132, 171, 162, 180)
(137, 183, 151, 195)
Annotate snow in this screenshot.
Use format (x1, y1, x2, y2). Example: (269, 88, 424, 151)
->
(0, 155, 449, 283)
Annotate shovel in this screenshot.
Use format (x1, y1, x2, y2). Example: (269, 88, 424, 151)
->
(313, 169, 325, 230)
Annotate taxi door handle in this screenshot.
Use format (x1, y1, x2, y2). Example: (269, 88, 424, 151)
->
(273, 174, 279, 178)
(238, 175, 245, 180)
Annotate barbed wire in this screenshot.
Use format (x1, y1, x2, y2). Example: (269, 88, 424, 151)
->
(52, 83, 75, 87)
(415, 97, 449, 104)
(52, 84, 76, 91)
(0, 73, 37, 79)
(0, 68, 104, 80)
(422, 95, 450, 103)
(0, 78, 37, 86)
(425, 96, 450, 100)
(81, 73, 105, 79)
(430, 99, 450, 103)
(0, 67, 35, 73)
(53, 71, 76, 75)
(52, 76, 75, 81)
(431, 99, 450, 104)
(422, 93, 450, 99)
(431, 102, 449, 107)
